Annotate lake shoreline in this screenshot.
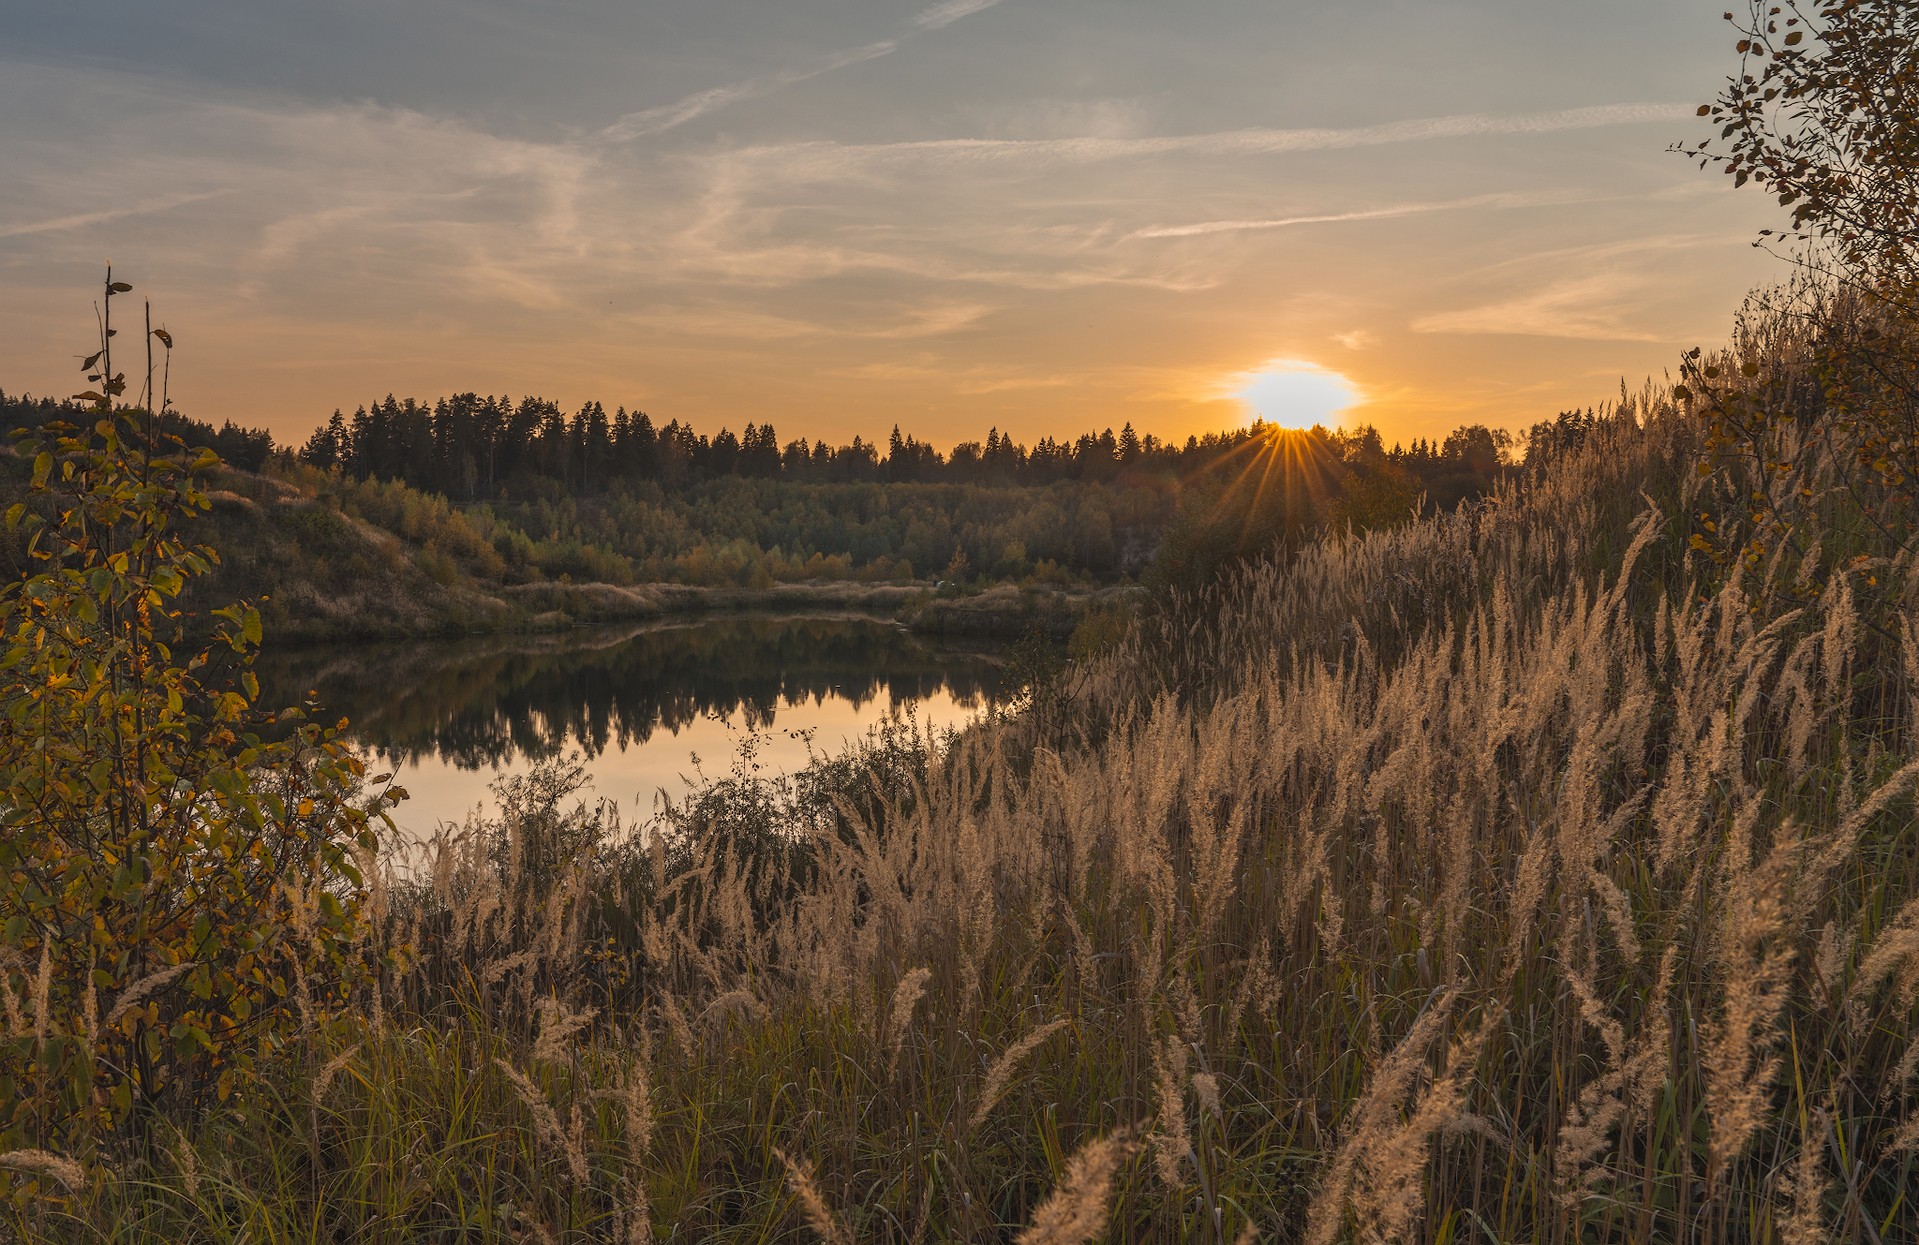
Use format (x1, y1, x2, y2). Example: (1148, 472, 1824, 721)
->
(254, 612, 1021, 832)
(258, 577, 1139, 649)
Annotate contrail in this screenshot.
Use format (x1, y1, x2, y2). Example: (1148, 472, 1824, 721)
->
(915, 0, 1009, 30)
(597, 0, 1013, 142)
(737, 103, 1696, 173)
(0, 191, 229, 240)
(1130, 190, 1592, 240)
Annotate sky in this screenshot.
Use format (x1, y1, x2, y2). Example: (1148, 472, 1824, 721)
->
(0, 0, 1789, 451)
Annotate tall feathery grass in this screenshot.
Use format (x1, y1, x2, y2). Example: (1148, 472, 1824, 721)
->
(7, 298, 1919, 1243)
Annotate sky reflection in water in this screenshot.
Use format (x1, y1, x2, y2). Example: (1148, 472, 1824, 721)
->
(256, 614, 1007, 836)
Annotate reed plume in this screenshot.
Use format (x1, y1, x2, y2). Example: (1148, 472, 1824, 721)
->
(0, 1149, 84, 1191)
(1015, 1131, 1136, 1245)
(774, 1147, 852, 1245)
(969, 1018, 1071, 1134)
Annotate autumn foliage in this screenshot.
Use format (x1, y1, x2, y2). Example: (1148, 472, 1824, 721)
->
(0, 280, 391, 1165)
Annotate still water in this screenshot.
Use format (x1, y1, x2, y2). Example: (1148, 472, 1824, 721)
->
(256, 614, 1008, 835)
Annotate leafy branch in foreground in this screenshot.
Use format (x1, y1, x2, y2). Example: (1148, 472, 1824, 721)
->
(0, 275, 394, 1172)
(1680, 0, 1919, 574)
(1689, 0, 1919, 295)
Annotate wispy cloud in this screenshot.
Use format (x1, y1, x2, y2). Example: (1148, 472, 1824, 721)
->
(836, 358, 1075, 393)
(655, 108, 1685, 294)
(735, 103, 1694, 176)
(914, 0, 1010, 30)
(596, 42, 899, 141)
(1443, 230, 1717, 280)
(597, 0, 1013, 142)
(1411, 274, 1669, 342)
(0, 26, 1768, 446)
(0, 191, 229, 240)
(1127, 189, 1591, 240)
(865, 301, 994, 338)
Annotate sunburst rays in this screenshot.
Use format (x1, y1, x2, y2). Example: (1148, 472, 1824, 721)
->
(1202, 423, 1348, 550)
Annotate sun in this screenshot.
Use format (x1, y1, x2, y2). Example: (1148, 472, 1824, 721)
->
(1233, 361, 1362, 431)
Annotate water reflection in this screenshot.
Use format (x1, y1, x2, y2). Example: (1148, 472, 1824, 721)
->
(256, 614, 1006, 829)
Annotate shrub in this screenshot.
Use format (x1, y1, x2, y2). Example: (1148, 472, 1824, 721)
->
(1684, 1, 1919, 561)
(0, 287, 391, 1159)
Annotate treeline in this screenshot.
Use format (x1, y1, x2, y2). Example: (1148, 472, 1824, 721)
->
(6, 380, 1613, 593)
(0, 389, 275, 470)
(299, 393, 1249, 494)
(295, 390, 1543, 509)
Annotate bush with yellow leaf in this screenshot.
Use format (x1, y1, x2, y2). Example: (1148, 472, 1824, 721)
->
(0, 275, 390, 1157)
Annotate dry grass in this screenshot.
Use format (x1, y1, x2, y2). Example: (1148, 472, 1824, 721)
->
(0, 1150, 84, 1193)
(775, 1147, 853, 1245)
(1017, 1131, 1137, 1245)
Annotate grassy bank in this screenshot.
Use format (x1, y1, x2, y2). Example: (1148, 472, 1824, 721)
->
(499, 578, 1130, 640)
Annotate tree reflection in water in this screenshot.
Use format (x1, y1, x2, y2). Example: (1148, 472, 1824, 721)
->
(256, 614, 1007, 772)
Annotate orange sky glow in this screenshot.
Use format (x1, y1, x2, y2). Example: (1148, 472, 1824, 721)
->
(1, 2, 1788, 453)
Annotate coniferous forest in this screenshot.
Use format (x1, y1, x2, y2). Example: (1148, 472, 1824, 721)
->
(3, 383, 1544, 625)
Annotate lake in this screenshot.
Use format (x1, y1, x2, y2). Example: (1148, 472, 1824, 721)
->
(255, 614, 1010, 836)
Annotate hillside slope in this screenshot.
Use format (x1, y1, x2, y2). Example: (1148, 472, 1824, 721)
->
(2, 451, 1120, 643)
